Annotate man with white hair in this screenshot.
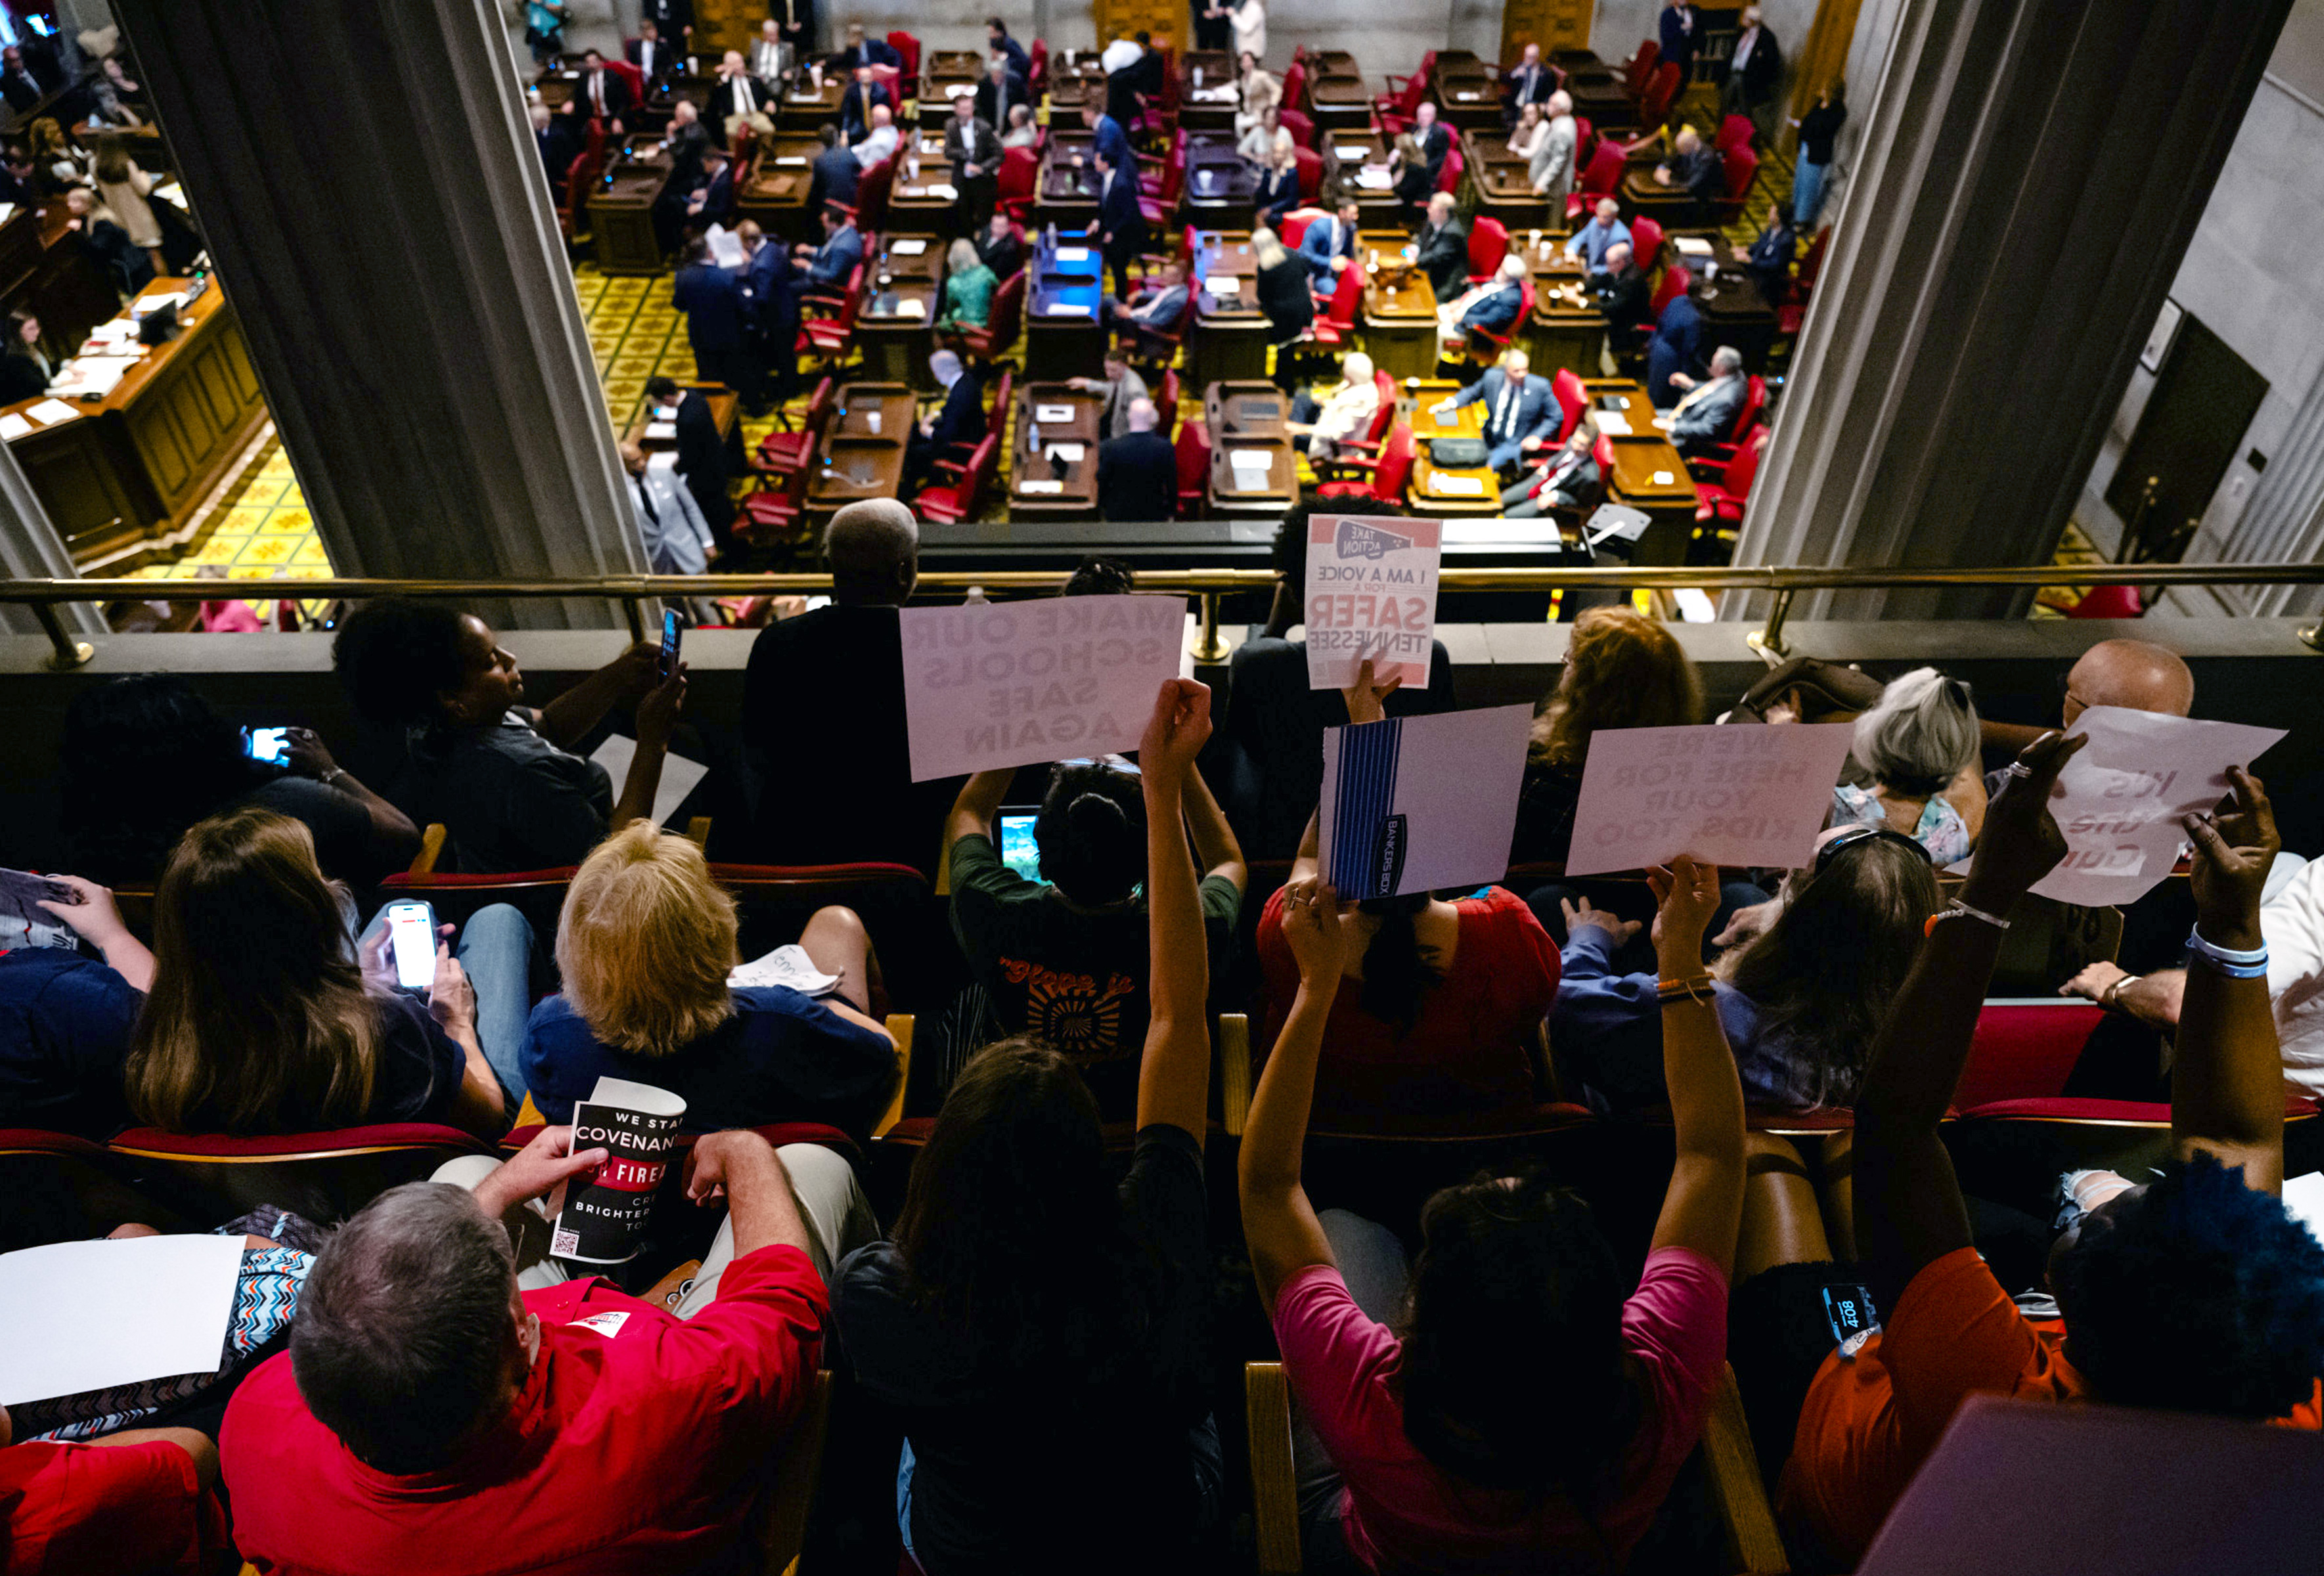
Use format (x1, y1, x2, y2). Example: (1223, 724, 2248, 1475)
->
(851, 100, 898, 169)
(1503, 42, 1555, 122)
(750, 17, 786, 81)
(1285, 350, 1380, 462)
(1720, 6, 1785, 139)
(711, 48, 775, 144)
(1533, 89, 1577, 203)
(1435, 347, 1559, 473)
(1414, 190, 1470, 299)
(904, 347, 986, 496)
(1565, 196, 1631, 270)
(1661, 344, 1747, 452)
(1435, 253, 1530, 355)
(1096, 396, 1177, 521)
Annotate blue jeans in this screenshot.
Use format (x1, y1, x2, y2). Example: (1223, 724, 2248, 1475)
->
(359, 901, 534, 1111)
(1792, 158, 1829, 229)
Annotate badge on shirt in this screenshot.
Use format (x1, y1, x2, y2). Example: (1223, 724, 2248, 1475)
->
(570, 1309, 633, 1339)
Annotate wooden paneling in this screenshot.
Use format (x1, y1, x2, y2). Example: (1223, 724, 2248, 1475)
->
(1786, 0, 1867, 152)
(1098, 0, 1183, 54)
(693, 0, 768, 56)
(1502, 0, 1594, 63)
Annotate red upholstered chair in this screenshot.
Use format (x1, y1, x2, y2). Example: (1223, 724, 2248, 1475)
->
(916, 433, 999, 523)
(1715, 146, 1759, 224)
(1567, 138, 1626, 221)
(868, 62, 902, 102)
(609, 58, 645, 103)
(1434, 146, 1465, 196)
(1280, 60, 1307, 113)
(753, 376, 836, 480)
(1314, 421, 1414, 505)
(1466, 273, 1534, 357)
(886, 31, 920, 82)
(1321, 366, 1403, 469)
(1593, 429, 1615, 474)
(1278, 209, 1316, 248)
(1575, 115, 1596, 167)
(981, 368, 1014, 439)
(1716, 113, 1756, 156)
(1638, 61, 1680, 129)
(1157, 367, 1182, 434)
(1621, 39, 1659, 96)
(958, 270, 1025, 364)
(1280, 107, 1315, 148)
(108, 1125, 494, 1227)
(582, 115, 608, 165)
(1552, 366, 1587, 439)
(1307, 261, 1365, 347)
(1693, 426, 1766, 532)
(1465, 215, 1509, 282)
(1374, 58, 1431, 135)
(797, 263, 866, 367)
(1647, 261, 1692, 319)
(1174, 419, 1211, 516)
(1027, 39, 1048, 96)
(1629, 214, 1666, 270)
(2068, 584, 2146, 619)
(1683, 373, 1768, 479)
(996, 145, 1039, 221)
(853, 155, 896, 233)
(560, 149, 601, 244)
(1293, 146, 1322, 201)
(739, 454, 811, 544)
(1777, 225, 1829, 336)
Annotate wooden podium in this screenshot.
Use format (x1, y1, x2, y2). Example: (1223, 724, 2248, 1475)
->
(1096, 0, 1182, 55)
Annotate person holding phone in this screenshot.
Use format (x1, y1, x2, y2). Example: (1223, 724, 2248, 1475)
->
(332, 599, 688, 874)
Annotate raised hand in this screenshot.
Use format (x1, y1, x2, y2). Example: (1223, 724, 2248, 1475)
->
(1958, 730, 2085, 913)
(1647, 854, 1720, 970)
(1340, 654, 1402, 726)
(1280, 875, 1348, 986)
(1139, 676, 1213, 778)
(2185, 765, 2277, 948)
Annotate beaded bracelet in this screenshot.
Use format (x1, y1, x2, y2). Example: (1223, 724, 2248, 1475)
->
(2187, 927, 2269, 978)
(1922, 897, 2011, 938)
(1657, 974, 1715, 1005)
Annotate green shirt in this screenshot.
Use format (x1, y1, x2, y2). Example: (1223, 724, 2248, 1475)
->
(948, 831, 1243, 1122)
(936, 263, 998, 328)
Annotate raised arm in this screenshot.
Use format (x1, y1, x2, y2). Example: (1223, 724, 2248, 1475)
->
(1135, 678, 1215, 1141)
(2172, 767, 2287, 1193)
(1645, 855, 1746, 1273)
(1854, 731, 2082, 1313)
(946, 768, 1014, 848)
(537, 642, 659, 749)
(1182, 762, 1247, 894)
(608, 665, 687, 831)
(1238, 875, 1349, 1309)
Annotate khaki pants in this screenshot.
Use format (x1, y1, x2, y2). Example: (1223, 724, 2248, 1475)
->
(725, 110, 777, 144)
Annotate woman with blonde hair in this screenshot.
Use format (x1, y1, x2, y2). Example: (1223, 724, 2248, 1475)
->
(1253, 223, 1313, 347)
(935, 235, 998, 330)
(125, 806, 519, 1139)
(519, 820, 900, 1135)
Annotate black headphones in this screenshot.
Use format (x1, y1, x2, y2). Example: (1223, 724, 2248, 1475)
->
(1814, 823, 1933, 876)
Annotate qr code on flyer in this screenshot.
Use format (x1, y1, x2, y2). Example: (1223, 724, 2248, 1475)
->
(552, 1227, 579, 1257)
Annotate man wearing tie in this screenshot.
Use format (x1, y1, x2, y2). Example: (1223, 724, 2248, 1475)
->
(1093, 148, 1144, 297)
(1437, 348, 1560, 474)
(1082, 100, 1136, 174)
(711, 50, 774, 145)
(627, 21, 681, 87)
(1410, 101, 1452, 182)
(1296, 196, 1361, 287)
(738, 220, 799, 403)
(1502, 43, 1555, 125)
(576, 49, 633, 133)
(750, 19, 788, 83)
(839, 65, 893, 145)
(1661, 345, 1748, 454)
(1500, 418, 1603, 519)
(975, 55, 1029, 134)
(945, 98, 1004, 230)
(621, 439, 715, 575)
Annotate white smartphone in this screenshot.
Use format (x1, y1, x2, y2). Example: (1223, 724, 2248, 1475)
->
(383, 900, 439, 992)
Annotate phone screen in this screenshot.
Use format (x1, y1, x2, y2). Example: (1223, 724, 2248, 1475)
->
(998, 814, 1041, 883)
(385, 902, 438, 992)
(243, 726, 290, 767)
(659, 607, 682, 681)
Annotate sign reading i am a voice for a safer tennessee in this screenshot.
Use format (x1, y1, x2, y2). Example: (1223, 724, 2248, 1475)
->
(1304, 514, 1441, 691)
(902, 594, 1188, 781)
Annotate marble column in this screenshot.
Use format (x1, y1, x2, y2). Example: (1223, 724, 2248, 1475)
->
(1726, 0, 2296, 624)
(108, 0, 645, 629)
(0, 442, 104, 640)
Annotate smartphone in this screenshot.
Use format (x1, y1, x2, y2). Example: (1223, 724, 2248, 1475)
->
(998, 813, 1042, 883)
(242, 726, 291, 767)
(659, 607, 682, 682)
(383, 900, 439, 992)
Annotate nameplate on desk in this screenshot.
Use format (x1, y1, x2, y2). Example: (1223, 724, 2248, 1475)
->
(1055, 246, 1092, 263)
(889, 238, 927, 254)
(1651, 470, 1675, 485)
(1335, 144, 1369, 158)
(646, 421, 678, 439)
(1429, 474, 1486, 496)
(1455, 91, 1480, 100)
(1044, 301, 1092, 317)
(1594, 412, 1631, 435)
(1356, 169, 1392, 190)
(885, 297, 926, 317)
(1045, 443, 1086, 463)
(1018, 479, 1066, 494)
(947, 83, 976, 97)
(1035, 403, 1075, 423)
(1672, 237, 1714, 259)
(1205, 276, 1240, 294)
(775, 155, 808, 165)
(788, 92, 824, 102)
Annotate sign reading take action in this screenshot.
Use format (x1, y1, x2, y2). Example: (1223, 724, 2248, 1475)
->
(1564, 723, 1857, 876)
(1304, 514, 1442, 690)
(902, 594, 1187, 780)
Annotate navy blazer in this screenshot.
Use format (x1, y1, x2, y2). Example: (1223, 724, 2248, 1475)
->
(992, 35, 1031, 79)
(810, 144, 861, 211)
(1297, 212, 1357, 282)
(1645, 293, 1705, 408)
(742, 242, 793, 332)
(672, 263, 747, 353)
(831, 39, 902, 72)
(1659, 4, 1698, 77)
(1096, 167, 1146, 253)
(1098, 429, 1178, 521)
(807, 223, 864, 288)
(1416, 120, 1452, 174)
(1092, 113, 1136, 171)
(1504, 61, 1555, 109)
(1255, 165, 1300, 223)
(838, 79, 893, 143)
(926, 371, 988, 451)
(1451, 367, 1559, 445)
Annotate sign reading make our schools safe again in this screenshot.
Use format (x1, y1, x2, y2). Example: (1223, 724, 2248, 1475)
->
(902, 594, 1188, 781)
(1304, 514, 1442, 690)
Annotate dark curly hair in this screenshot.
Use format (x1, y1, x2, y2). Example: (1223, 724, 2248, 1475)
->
(58, 674, 265, 885)
(1061, 556, 1136, 598)
(2053, 1152, 2324, 1419)
(1401, 1170, 1640, 1512)
(1034, 762, 1146, 907)
(332, 598, 474, 728)
(1270, 494, 1401, 585)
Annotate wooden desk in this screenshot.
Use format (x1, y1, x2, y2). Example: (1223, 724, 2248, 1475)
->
(1431, 57, 1503, 131)
(1033, 152, 1100, 233)
(805, 382, 917, 527)
(1189, 229, 1267, 385)
(1307, 50, 1362, 79)
(3, 279, 267, 571)
(1025, 230, 1106, 380)
(1514, 234, 1604, 376)
(1203, 380, 1297, 514)
(1047, 58, 1109, 116)
(1358, 231, 1438, 381)
(1668, 232, 1778, 371)
(625, 383, 740, 452)
(534, 66, 584, 108)
(1567, 72, 1633, 132)
(888, 152, 964, 236)
(1184, 142, 1257, 225)
(1319, 131, 1397, 219)
(648, 74, 717, 120)
(1583, 378, 1697, 565)
(1178, 51, 1236, 111)
(1620, 164, 1703, 224)
(778, 78, 845, 131)
(0, 202, 118, 364)
(737, 132, 824, 242)
(1467, 137, 1556, 233)
(591, 135, 676, 275)
(857, 234, 944, 387)
(1307, 72, 1374, 133)
(1404, 379, 1504, 515)
(1009, 382, 1104, 520)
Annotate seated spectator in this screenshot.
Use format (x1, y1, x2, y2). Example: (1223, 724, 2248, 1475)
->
(1218, 502, 1459, 858)
(520, 822, 899, 1135)
(57, 673, 420, 888)
(1830, 666, 1984, 865)
(0, 1401, 228, 1575)
(333, 598, 686, 873)
(1240, 833, 1743, 1570)
(1777, 749, 2324, 1567)
(125, 807, 520, 1138)
(943, 751, 1245, 1116)
(1555, 823, 1940, 1110)
(1655, 124, 1725, 217)
(1744, 198, 1797, 306)
(4, 876, 150, 1137)
(835, 680, 1224, 1573)
(739, 500, 966, 877)
(935, 236, 997, 330)
(1000, 102, 1039, 149)
(1285, 350, 1380, 462)
(1253, 225, 1314, 345)
(1510, 607, 1704, 865)
(225, 1126, 858, 1572)
(1257, 666, 1561, 1124)
(1661, 344, 1748, 454)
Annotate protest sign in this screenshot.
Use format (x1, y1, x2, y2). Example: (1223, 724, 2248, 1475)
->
(2023, 705, 2285, 906)
(1320, 705, 1532, 898)
(1563, 723, 1856, 876)
(0, 1235, 243, 1406)
(553, 1078, 686, 1265)
(1303, 514, 1442, 690)
(902, 594, 1187, 781)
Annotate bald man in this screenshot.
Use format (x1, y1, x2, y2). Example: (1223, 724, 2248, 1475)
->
(1096, 396, 1176, 521)
(1984, 638, 2197, 762)
(738, 499, 962, 874)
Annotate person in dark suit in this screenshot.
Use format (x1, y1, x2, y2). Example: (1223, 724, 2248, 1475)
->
(1438, 347, 1561, 473)
(944, 98, 1004, 229)
(838, 66, 893, 144)
(986, 18, 1030, 81)
(1656, 125, 1725, 221)
(652, 98, 710, 251)
(1744, 199, 1798, 308)
(1252, 144, 1300, 228)
(672, 236, 749, 400)
(1413, 192, 1470, 299)
(573, 49, 635, 130)
(627, 20, 683, 85)
(1664, 345, 1747, 454)
(1659, 0, 1699, 83)
(1410, 100, 1452, 179)
(973, 55, 1029, 133)
(1645, 282, 1705, 408)
(807, 124, 860, 213)
(534, 101, 579, 189)
(1192, 0, 1230, 54)
(1096, 397, 1176, 521)
(1720, 6, 1783, 132)
(1082, 100, 1136, 172)
(0, 48, 43, 112)
(829, 22, 901, 74)
(709, 51, 775, 144)
(1296, 196, 1361, 288)
(648, 374, 737, 552)
(1132, 33, 1167, 98)
(683, 146, 736, 231)
(1502, 43, 1556, 124)
(1500, 418, 1604, 519)
(1105, 62, 1143, 129)
(737, 219, 798, 401)
(790, 203, 864, 294)
(1093, 148, 1144, 297)
(640, 0, 694, 49)
(1254, 228, 1312, 349)
(1588, 240, 1652, 342)
(905, 349, 987, 496)
(975, 210, 1025, 279)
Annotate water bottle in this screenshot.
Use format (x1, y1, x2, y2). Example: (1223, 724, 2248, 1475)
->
(1029, 420, 1041, 454)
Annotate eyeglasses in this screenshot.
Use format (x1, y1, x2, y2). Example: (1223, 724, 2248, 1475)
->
(1814, 824, 1933, 875)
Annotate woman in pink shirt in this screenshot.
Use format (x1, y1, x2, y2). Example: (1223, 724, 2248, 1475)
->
(1238, 672, 1748, 1572)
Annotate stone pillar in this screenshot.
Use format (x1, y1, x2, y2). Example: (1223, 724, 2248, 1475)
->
(107, 0, 645, 629)
(0, 443, 104, 640)
(1726, 0, 2296, 624)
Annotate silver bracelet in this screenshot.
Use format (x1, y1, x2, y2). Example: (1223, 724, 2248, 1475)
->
(320, 766, 349, 787)
(1942, 896, 2011, 931)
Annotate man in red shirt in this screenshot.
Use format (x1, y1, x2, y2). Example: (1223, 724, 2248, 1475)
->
(223, 1128, 828, 1576)
(1, 1405, 225, 1576)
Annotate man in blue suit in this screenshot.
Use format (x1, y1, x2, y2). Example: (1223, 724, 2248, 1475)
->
(1093, 147, 1146, 296)
(1435, 347, 1562, 474)
(1645, 281, 1705, 408)
(792, 204, 863, 292)
(1434, 254, 1529, 360)
(1659, 0, 1699, 82)
(671, 235, 750, 400)
(1083, 100, 1136, 173)
(807, 125, 860, 213)
(830, 22, 901, 72)
(738, 219, 798, 403)
(985, 18, 1030, 81)
(1297, 196, 1361, 288)
(905, 348, 987, 495)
